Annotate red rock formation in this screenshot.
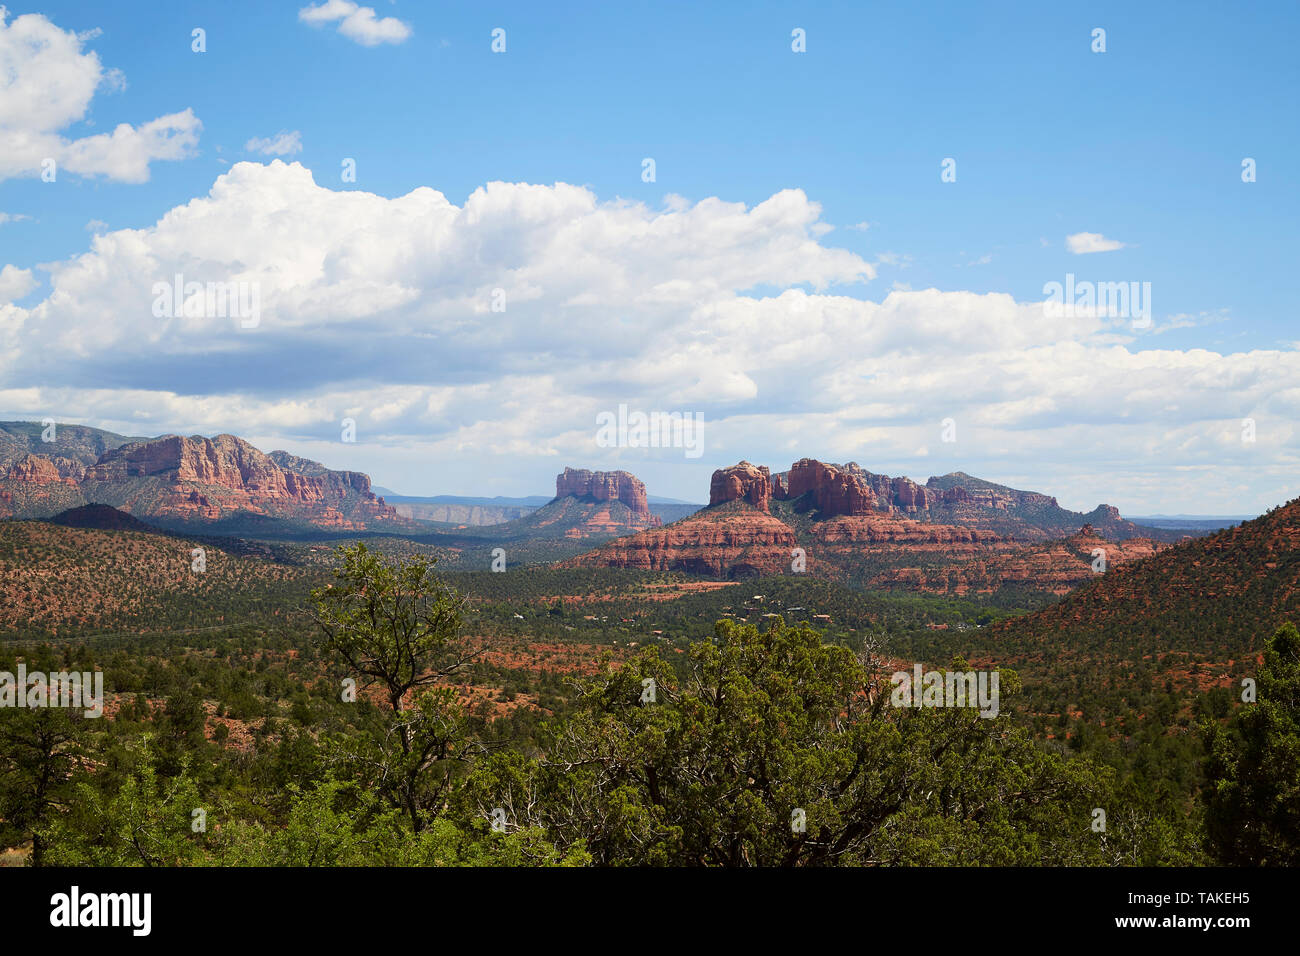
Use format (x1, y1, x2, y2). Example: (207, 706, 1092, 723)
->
(812, 514, 1005, 548)
(4, 454, 67, 483)
(556, 467, 653, 516)
(566, 510, 797, 576)
(570, 457, 1182, 587)
(79, 434, 398, 527)
(709, 461, 773, 510)
(868, 526, 1168, 595)
(891, 476, 935, 512)
(0, 454, 85, 518)
(49, 457, 87, 481)
(781, 459, 880, 516)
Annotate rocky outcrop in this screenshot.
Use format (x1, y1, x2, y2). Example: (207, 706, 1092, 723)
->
(712, 458, 970, 517)
(575, 456, 1189, 586)
(784, 459, 881, 515)
(4, 454, 69, 484)
(891, 476, 936, 512)
(70, 434, 399, 528)
(50, 457, 87, 481)
(703, 457, 1177, 543)
(811, 514, 1005, 548)
(556, 467, 652, 516)
(868, 526, 1168, 595)
(709, 461, 773, 510)
(565, 509, 797, 576)
(0, 454, 86, 518)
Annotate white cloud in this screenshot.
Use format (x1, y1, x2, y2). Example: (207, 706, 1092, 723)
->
(1153, 309, 1231, 335)
(875, 251, 910, 267)
(0, 212, 31, 225)
(0, 264, 35, 302)
(84, 219, 108, 232)
(299, 1, 412, 46)
(1, 162, 1296, 513)
(1066, 231, 1126, 254)
(244, 130, 303, 156)
(0, 8, 200, 182)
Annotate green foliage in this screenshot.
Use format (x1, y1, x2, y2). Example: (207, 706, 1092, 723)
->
(1, 544, 1257, 868)
(41, 735, 207, 866)
(313, 542, 469, 712)
(1202, 622, 1300, 864)
(0, 707, 83, 866)
(476, 619, 1141, 866)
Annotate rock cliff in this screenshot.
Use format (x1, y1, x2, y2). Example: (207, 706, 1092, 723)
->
(556, 467, 652, 516)
(1, 428, 399, 529)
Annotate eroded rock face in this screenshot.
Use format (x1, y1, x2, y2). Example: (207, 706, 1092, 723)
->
(783, 459, 881, 516)
(4, 454, 67, 483)
(570, 457, 1178, 587)
(712, 458, 899, 516)
(556, 467, 652, 516)
(891, 476, 935, 512)
(75, 434, 398, 527)
(811, 514, 1004, 547)
(868, 526, 1168, 595)
(0, 455, 86, 518)
(50, 457, 87, 481)
(565, 510, 797, 575)
(709, 462, 772, 510)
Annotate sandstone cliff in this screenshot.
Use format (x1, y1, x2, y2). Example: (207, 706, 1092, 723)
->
(568, 457, 1182, 589)
(78, 434, 398, 528)
(556, 467, 653, 516)
(709, 461, 773, 510)
(0, 426, 400, 529)
(565, 506, 796, 576)
(867, 525, 1168, 595)
(706, 457, 1165, 543)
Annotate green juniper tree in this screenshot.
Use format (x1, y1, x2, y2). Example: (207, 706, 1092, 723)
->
(312, 543, 483, 832)
(474, 618, 1124, 866)
(1203, 621, 1300, 865)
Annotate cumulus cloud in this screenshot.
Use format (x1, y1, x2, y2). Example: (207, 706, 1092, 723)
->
(0, 263, 35, 301)
(245, 130, 303, 156)
(0, 162, 1294, 512)
(299, 1, 412, 46)
(0, 8, 200, 183)
(1066, 231, 1126, 254)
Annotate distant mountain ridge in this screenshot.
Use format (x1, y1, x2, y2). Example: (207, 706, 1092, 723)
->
(1127, 515, 1250, 531)
(382, 486, 700, 527)
(0, 421, 406, 533)
(992, 496, 1300, 647)
(712, 458, 1183, 542)
(0, 421, 143, 468)
(567, 457, 1194, 592)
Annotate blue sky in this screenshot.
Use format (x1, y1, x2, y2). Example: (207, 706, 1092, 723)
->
(1, 1, 1298, 513)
